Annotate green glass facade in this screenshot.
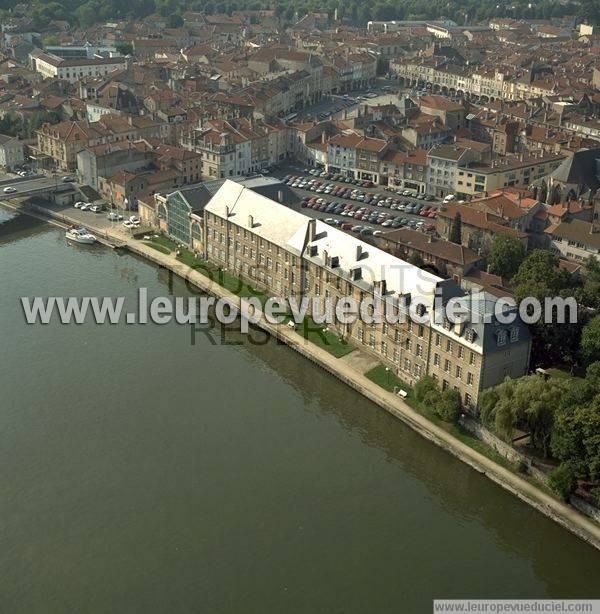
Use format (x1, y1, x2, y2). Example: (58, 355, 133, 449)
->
(166, 192, 191, 244)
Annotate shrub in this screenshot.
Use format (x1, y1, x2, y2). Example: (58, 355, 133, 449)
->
(548, 461, 579, 501)
(413, 375, 438, 404)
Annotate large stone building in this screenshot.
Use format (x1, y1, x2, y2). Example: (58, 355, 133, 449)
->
(202, 180, 531, 409)
(0, 133, 24, 170)
(29, 51, 127, 84)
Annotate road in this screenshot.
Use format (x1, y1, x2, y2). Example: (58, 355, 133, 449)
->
(0, 175, 72, 196)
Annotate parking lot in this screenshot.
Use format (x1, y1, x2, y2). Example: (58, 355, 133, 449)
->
(278, 171, 440, 239)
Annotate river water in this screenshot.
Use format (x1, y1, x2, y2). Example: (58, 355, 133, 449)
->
(1, 209, 599, 613)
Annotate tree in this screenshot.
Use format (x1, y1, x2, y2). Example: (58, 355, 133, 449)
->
(167, 12, 184, 27)
(548, 461, 579, 501)
(449, 212, 462, 244)
(512, 250, 578, 368)
(41, 35, 60, 48)
(538, 180, 548, 204)
(116, 41, 133, 56)
(548, 183, 562, 205)
(433, 388, 462, 423)
(74, 2, 98, 27)
(480, 375, 570, 455)
(407, 251, 424, 267)
(551, 363, 600, 486)
(487, 234, 526, 279)
(413, 375, 438, 404)
(581, 316, 600, 367)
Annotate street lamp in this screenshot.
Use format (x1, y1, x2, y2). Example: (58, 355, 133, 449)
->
(385, 366, 390, 389)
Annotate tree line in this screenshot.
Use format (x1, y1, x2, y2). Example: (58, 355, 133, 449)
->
(1, 0, 597, 31)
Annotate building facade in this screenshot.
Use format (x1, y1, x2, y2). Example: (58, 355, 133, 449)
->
(202, 180, 531, 409)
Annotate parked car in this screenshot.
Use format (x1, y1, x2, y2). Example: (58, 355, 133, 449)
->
(3, 186, 17, 193)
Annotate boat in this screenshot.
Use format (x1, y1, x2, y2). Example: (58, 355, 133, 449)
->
(66, 227, 97, 244)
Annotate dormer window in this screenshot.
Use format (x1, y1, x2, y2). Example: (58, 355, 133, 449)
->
(497, 330, 507, 347)
(510, 327, 519, 342)
(416, 304, 426, 317)
(465, 328, 476, 343)
(443, 318, 452, 331)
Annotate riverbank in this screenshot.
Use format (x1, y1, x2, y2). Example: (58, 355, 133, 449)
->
(4, 199, 600, 552)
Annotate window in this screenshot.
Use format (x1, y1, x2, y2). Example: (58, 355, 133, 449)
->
(381, 341, 388, 356)
(458, 346, 464, 359)
(369, 333, 375, 348)
(435, 334, 441, 347)
(357, 328, 364, 342)
(510, 327, 519, 342)
(418, 325, 424, 338)
(465, 328, 476, 343)
(456, 366, 462, 379)
(434, 353, 440, 366)
(444, 359, 450, 373)
(446, 340, 453, 353)
(393, 349, 400, 363)
(467, 372, 474, 386)
(383, 323, 388, 336)
(497, 330, 507, 346)
(469, 352, 475, 365)
(465, 393, 472, 407)
(404, 358, 411, 372)
(416, 344, 423, 358)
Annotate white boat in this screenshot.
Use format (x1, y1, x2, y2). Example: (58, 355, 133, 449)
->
(66, 227, 97, 244)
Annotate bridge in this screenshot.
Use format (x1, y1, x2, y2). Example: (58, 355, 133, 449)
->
(0, 175, 76, 198)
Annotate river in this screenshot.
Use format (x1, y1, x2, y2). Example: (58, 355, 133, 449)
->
(1, 209, 599, 613)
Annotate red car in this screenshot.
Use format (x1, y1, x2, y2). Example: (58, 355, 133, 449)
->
(428, 210, 437, 218)
(419, 207, 431, 217)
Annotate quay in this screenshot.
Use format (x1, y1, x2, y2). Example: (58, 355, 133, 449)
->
(4, 198, 600, 552)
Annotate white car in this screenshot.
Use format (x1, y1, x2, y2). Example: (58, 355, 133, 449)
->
(80, 203, 92, 211)
(3, 186, 17, 194)
(129, 216, 140, 224)
(123, 220, 136, 229)
(74, 201, 84, 208)
(107, 212, 123, 221)
(90, 205, 102, 213)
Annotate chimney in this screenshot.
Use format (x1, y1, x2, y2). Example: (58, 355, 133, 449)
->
(308, 218, 316, 242)
(323, 249, 329, 266)
(248, 214, 254, 228)
(375, 279, 387, 295)
(225, 205, 230, 218)
(356, 244, 362, 260)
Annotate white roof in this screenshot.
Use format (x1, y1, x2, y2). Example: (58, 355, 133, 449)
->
(204, 180, 308, 252)
(288, 219, 445, 309)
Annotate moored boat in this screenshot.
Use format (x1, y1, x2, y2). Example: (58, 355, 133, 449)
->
(66, 227, 97, 244)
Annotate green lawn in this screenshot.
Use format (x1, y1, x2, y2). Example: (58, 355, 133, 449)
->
(296, 318, 355, 358)
(547, 367, 583, 382)
(365, 364, 411, 394)
(143, 241, 171, 255)
(149, 235, 179, 252)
